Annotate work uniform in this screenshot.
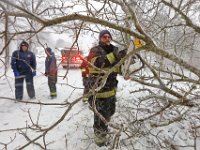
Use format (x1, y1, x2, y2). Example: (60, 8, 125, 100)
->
(87, 42, 125, 139)
(11, 41, 36, 100)
(80, 57, 90, 102)
(45, 49, 58, 98)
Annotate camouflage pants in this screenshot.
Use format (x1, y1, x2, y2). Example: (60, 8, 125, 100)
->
(89, 96, 116, 136)
(48, 76, 57, 97)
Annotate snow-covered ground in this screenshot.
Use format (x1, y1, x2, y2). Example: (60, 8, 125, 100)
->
(0, 56, 132, 150)
(0, 56, 199, 150)
(0, 56, 94, 149)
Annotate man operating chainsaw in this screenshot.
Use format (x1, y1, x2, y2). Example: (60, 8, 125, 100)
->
(86, 30, 127, 146)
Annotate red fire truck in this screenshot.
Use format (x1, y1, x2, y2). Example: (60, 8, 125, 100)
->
(60, 47, 83, 69)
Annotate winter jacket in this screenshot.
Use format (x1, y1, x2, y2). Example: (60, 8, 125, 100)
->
(11, 49, 36, 75)
(45, 52, 57, 76)
(87, 42, 122, 98)
(80, 56, 89, 78)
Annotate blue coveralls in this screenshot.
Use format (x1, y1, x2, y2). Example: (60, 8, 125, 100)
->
(11, 49, 36, 100)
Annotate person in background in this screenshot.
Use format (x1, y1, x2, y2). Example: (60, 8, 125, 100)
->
(80, 56, 90, 103)
(45, 47, 58, 99)
(86, 30, 127, 146)
(11, 40, 36, 100)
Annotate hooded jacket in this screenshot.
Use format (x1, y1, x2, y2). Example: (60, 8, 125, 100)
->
(45, 52, 57, 76)
(11, 43, 36, 75)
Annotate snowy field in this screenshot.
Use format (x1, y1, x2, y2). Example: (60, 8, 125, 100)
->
(0, 56, 95, 150)
(0, 56, 132, 150)
(0, 56, 200, 150)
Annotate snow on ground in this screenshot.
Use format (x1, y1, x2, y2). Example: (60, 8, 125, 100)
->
(1, 56, 136, 150)
(0, 56, 97, 150)
(0, 56, 199, 150)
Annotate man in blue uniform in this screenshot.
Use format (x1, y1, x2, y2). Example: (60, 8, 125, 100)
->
(11, 41, 36, 100)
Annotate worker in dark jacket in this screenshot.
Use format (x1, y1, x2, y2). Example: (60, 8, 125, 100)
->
(11, 40, 36, 100)
(45, 47, 58, 99)
(87, 30, 126, 146)
(80, 56, 90, 103)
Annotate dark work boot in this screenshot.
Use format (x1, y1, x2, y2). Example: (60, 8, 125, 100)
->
(50, 95, 57, 99)
(94, 133, 107, 147)
(16, 97, 22, 101)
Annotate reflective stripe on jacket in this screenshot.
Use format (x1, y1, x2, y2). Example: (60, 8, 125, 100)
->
(88, 67, 120, 74)
(95, 88, 116, 99)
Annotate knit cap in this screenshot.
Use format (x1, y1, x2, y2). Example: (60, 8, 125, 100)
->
(99, 30, 112, 40)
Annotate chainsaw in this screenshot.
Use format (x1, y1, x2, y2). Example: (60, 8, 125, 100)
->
(121, 40, 145, 80)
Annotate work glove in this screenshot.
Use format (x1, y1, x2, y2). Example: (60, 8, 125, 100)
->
(32, 71, 36, 77)
(112, 48, 127, 60)
(117, 49, 127, 59)
(13, 70, 20, 77)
